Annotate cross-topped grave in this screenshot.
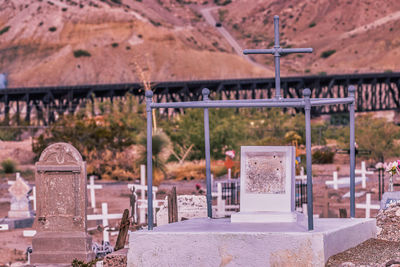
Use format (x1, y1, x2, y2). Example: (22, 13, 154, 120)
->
(243, 15, 313, 99)
(355, 161, 373, 189)
(87, 202, 122, 243)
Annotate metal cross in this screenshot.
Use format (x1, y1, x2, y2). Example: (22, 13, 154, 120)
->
(244, 15, 313, 99)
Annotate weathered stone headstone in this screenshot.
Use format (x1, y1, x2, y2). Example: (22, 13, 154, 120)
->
(380, 191, 400, 210)
(8, 175, 33, 218)
(156, 195, 207, 226)
(231, 146, 300, 223)
(31, 143, 95, 265)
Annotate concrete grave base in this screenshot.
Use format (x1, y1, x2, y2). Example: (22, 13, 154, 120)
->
(231, 211, 304, 223)
(30, 232, 95, 265)
(2, 217, 34, 230)
(128, 217, 376, 267)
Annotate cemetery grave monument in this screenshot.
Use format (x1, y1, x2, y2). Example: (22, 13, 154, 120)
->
(30, 142, 95, 265)
(127, 16, 376, 266)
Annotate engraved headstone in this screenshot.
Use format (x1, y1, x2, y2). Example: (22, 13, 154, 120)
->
(31, 143, 95, 265)
(231, 146, 301, 223)
(8, 175, 33, 218)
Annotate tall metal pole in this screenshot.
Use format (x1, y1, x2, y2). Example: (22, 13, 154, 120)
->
(273, 15, 281, 99)
(203, 88, 212, 218)
(303, 88, 313, 230)
(348, 86, 356, 217)
(145, 90, 154, 230)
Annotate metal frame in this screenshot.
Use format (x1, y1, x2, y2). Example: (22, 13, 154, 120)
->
(145, 15, 356, 231)
(145, 86, 356, 231)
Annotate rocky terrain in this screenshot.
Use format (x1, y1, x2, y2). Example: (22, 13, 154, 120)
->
(1, 0, 400, 87)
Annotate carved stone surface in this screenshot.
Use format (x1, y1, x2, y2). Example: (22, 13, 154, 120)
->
(157, 195, 207, 226)
(245, 152, 285, 194)
(8, 176, 32, 218)
(231, 146, 296, 223)
(31, 142, 94, 265)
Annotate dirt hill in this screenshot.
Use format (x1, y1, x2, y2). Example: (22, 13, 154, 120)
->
(1, 0, 400, 87)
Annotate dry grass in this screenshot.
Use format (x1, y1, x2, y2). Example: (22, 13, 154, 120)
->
(166, 160, 227, 181)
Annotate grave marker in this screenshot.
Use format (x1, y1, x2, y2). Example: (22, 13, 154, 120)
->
(231, 146, 298, 223)
(356, 193, 380, 218)
(31, 142, 95, 265)
(87, 202, 123, 243)
(380, 191, 400, 209)
(87, 175, 102, 209)
(8, 174, 32, 218)
(355, 161, 373, 189)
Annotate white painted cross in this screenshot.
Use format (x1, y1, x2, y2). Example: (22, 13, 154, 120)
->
(28, 186, 36, 211)
(87, 175, 103, 209)
(355, 193, 380, 218)
(295, 167, 307, 182)
(212, 182, 239, 218)
(87, 202, 122, 243)
(355, 161, 373, 189)
(228, 168, 231, 181)
(325, 171, 339, 190)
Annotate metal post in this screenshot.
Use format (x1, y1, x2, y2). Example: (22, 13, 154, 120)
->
(203, 88, 212, 218)
(273, 15, 281, 99)
(348, 86, 356, 217)
(145, 90, 154, 230)
(303, 88, 313, 230)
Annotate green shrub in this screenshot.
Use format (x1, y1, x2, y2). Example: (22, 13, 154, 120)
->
(48, 26, 57, 32)
(73, 49, 91, 58)
(0, 26, 10, 35)
(111, 42, 119, 48)
(312, 147, 335, 164)
(320, 50, 336, 58)
(1, 158, 17, 173)
(308, 22, 316, 28)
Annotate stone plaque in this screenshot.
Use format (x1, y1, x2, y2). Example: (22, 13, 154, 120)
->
(231, 146, 298, 223)
(31, 143, 94, 264)
(245, 152, 285, 194)
(380, 192, 400, 210)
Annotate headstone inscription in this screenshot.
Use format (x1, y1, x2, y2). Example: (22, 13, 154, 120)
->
(231, 146, 300, 223)
(31, 143, 95, 265)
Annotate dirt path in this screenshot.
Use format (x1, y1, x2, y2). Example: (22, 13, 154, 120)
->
(200, 7, 273, 73)
(341, 10, 400, 39)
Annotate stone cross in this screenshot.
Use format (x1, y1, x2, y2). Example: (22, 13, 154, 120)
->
(87, 175, 102, 209)
(243, 15, 313, 99)
(87, 202, 122, 243)
(356, 193, 380, 218)
(31, 142, 95, 265)
(326, 172, 339, 190)
(8, 173, 32, 218)
(355, 161, 373, 189)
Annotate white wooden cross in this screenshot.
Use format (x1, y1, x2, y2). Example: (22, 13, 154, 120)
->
(87, 202, 122, 243)
(87, 175, 103, 209)
(295, 167, 307, 182)
(212, 182, 239, 218)
(325, 171, 339, 190)
(355, 161, 373, 189)
(355, 193, 380, 218)
(28, 186, 36, 211)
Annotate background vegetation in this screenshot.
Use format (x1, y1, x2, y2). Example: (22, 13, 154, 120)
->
(30, 96, 400, 181)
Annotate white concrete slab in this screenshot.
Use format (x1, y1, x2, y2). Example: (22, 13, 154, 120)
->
(128, 217, 376, 267)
